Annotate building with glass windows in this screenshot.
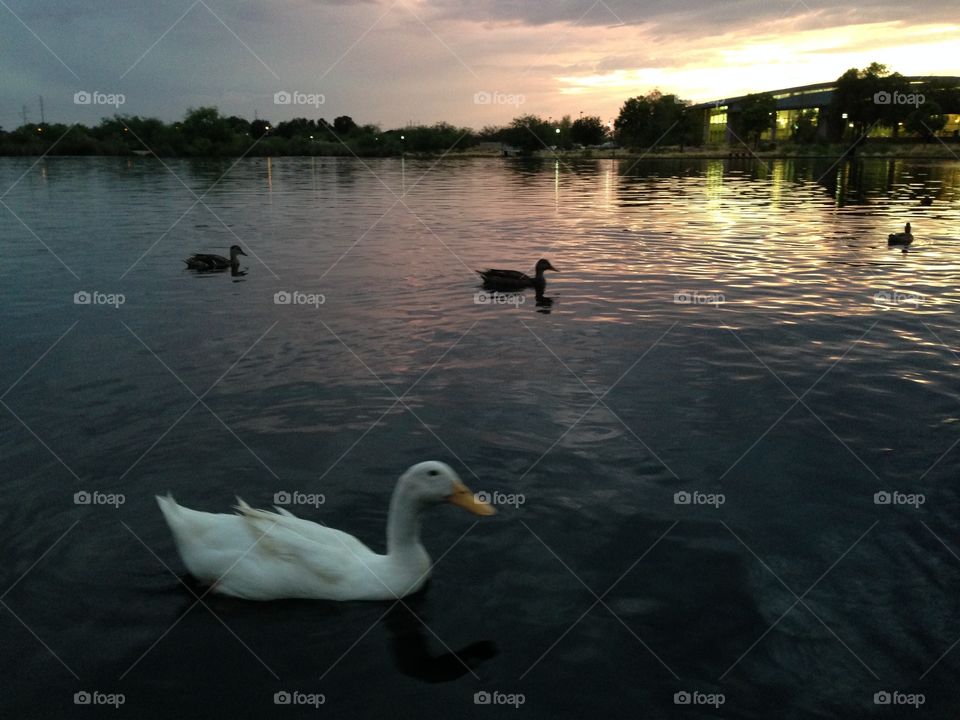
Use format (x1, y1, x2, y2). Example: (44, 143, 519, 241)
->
(691, 77, 960, 145)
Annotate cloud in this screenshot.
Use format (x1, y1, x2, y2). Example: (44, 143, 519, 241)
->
(1, 0, 957, 131)
(427, 0, 960, 35)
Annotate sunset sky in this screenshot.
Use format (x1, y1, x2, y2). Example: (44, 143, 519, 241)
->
(2, 0, 958, 130)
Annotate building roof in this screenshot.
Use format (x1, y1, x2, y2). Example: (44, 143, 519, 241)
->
(689, 76, 960, 111)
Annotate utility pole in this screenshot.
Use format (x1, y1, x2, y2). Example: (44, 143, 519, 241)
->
(39, 95, 45, 124)
(21, 105, 28, 126)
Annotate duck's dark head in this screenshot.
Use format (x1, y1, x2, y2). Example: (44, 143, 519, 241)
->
(535, 258, 558, 275)
(905, 223, 912, 234)
(229, 245, 248, 260)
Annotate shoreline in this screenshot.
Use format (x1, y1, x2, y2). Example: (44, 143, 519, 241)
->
(1, 147, 958, 161)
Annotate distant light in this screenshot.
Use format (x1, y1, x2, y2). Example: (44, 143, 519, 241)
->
(36, 127, 42, 132)
(265, 125, 271, 131)
(848, 122, 854, 128)
(309, 135, 314, 139)
(841, 113, 848, 119)
(555, 128, 561, 134)
(400, 135, 405, 140)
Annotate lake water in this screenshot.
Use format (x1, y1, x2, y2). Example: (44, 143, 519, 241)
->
(2, 155, 960, 719)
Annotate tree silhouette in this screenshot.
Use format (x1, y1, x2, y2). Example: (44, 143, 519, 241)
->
(906, 101, 946, 142)
(615, 91, 690, 149)
(249, 119, 271, 138)
(571, 115, 606, 146)
(734, 92, 776, 148)
(333, 116, 358, 135)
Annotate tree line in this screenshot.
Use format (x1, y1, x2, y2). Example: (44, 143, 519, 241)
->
(1, 64, 955, 157)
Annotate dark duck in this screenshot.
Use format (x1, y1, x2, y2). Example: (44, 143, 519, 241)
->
(477, 258, 558, 291)
(184, 244, 247, 271)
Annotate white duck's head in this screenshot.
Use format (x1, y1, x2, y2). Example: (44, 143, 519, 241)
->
(395, 461, 496, 516)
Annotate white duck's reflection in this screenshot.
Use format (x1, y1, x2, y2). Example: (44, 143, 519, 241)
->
(383, 594, 498, 682)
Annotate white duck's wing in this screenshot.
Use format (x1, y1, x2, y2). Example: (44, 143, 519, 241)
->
(158, 496, 407, 601)
(230, 503, 410, 600)
(230, 501, 382, 597)
(236, 498, 375, 559)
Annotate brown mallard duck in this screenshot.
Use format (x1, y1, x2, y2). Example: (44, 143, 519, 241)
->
(887, 223, 913, 246)
(477, 258, 558, 290)
(184, 244, 247, 271)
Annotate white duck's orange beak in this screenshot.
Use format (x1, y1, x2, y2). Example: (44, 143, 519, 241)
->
(448, 479, 497, 516)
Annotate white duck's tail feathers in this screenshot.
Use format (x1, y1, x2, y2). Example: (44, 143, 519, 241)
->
(156, 494, 194, 550)
(156, 493, 178, 516)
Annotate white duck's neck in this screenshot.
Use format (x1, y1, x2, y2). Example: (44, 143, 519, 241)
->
(386, 488, 424, 557)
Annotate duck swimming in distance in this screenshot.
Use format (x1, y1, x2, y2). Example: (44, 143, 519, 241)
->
(888, 223, 913, 246)
(477, 258, 558, 291)
(184, 244, 247, 271)
(156, 461, 495, 601)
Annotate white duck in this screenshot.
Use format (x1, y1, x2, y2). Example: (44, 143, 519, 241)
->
(156, 461, 495, 601)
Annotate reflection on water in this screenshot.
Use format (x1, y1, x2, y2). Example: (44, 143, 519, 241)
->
(384, 594, 498, 683)
(1, 156, 960, 719)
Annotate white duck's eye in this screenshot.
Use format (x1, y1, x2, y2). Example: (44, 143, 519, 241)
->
(428, 470, 440, 476)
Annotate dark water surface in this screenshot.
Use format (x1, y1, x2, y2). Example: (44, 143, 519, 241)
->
(2, 155, 960, 718)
